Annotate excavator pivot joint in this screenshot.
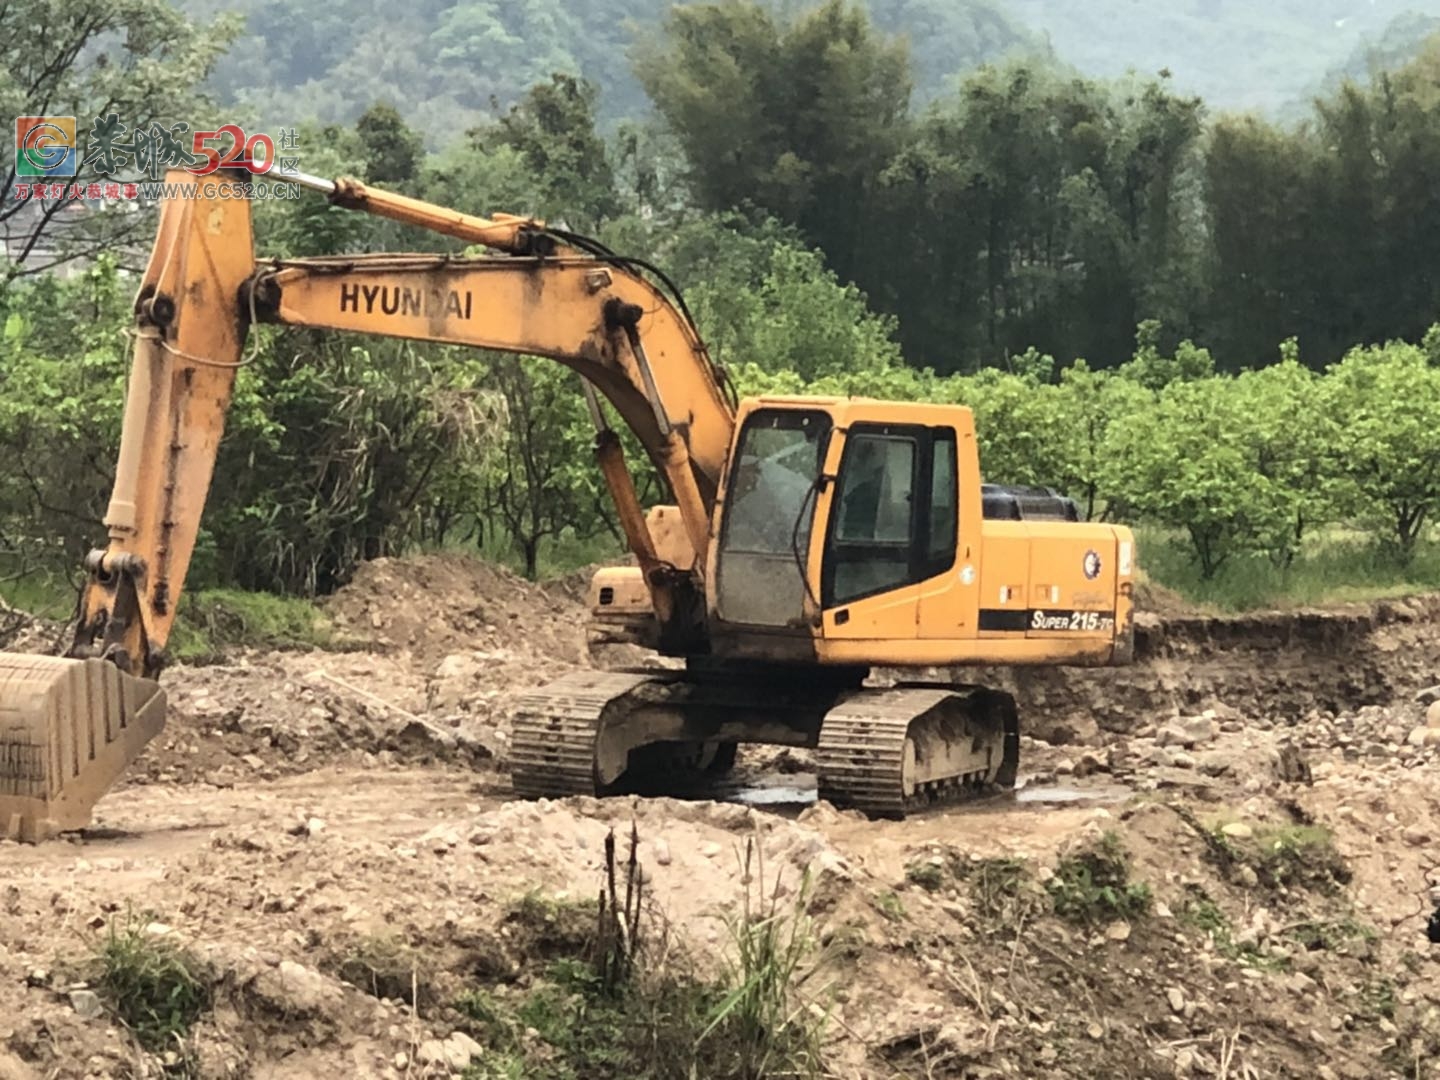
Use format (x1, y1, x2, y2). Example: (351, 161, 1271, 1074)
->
(603, 297, 644, 330)
(139, 294, 176, 327)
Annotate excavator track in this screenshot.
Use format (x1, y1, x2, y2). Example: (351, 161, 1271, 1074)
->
(509, 670, 661, 799)
(816, 686, 1019, 817)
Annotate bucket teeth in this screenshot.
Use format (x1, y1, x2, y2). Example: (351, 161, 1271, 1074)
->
(0, 654, 165, 842)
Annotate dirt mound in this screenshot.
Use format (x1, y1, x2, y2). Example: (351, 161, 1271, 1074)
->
(1133, 577, 1202, 618)
(132, 554, 607, 784)
(323, 553, 589, 668)
(0, 598, 65, 655)
(961, 593, 1440, 745)
(5, 704, 1439, 1079)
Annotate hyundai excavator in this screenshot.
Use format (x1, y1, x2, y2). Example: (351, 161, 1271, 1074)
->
(0, 168, 1136, 842)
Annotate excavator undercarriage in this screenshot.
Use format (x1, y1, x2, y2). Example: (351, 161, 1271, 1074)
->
(510, 667, 1019, 817)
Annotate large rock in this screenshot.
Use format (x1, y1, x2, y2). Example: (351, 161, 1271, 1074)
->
(1155, 715, 1217, 749)
(0, 1053, 38, 1080)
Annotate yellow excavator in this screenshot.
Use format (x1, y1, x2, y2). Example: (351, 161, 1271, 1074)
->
(0, 169, 1136, 841)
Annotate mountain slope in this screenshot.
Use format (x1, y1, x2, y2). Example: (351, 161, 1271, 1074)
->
(1008, 0, 1440, 112)
(186, 0, 1037, 141)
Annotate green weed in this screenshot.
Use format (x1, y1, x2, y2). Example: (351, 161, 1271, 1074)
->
(1208, 822, 1352, 894)
(456, 829, 829, 1080)
(168, 588, 334, 660)
(955, 856, 1032, 920)
(874, 891, 907, 922)
(331, 933, 423, 1005)
(705, 840, 828, 1080)
(1283, 916, 1376, 953)
(904, 860, 944, 892)
(91, 916, 210, 1054)
(1136, 524, 1440, 612)
(1178, 891, 1285, 970)
(1354, 978, 1397, 1021)
(1047, 832, 1152, 925)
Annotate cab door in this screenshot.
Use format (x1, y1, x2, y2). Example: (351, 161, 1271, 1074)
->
(820, 423, 927, 641)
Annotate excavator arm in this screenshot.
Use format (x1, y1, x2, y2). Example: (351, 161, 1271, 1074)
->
(74, 169, 736, 672)
(1, 169, 736, 839)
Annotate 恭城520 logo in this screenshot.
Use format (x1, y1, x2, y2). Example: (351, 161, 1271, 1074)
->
(189, 125, 278, 176)
(1030, 610, 1116, 632)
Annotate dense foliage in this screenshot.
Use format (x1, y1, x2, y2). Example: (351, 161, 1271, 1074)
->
(8, 0, 1440, 601)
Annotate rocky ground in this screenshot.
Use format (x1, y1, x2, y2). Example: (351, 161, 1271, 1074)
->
(2, 554, 1439, 1079)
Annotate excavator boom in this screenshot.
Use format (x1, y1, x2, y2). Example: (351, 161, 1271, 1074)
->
(1, 169, 737, 839)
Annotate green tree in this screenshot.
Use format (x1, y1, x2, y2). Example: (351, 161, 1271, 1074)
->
(477, 356, 605, 579)
(355, 102, 425, 186)
(876, 63, 1204, 373)
(1324, 337, 1440, 558)
(1104, 376, 1289, 578)
(635, 0, 911, 283)
(1052, 359, 1151, 520)
(469, 74, 620, 231)
(0, 259, 132, 563)
(1233, 342, 1338, 564)
(0, 0, 239, 279)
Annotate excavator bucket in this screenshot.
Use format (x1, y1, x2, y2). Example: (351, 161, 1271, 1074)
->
(0, 655, 165, 842)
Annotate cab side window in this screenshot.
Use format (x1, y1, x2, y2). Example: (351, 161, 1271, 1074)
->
(828, 433, 917, 604)
(823, 424, 959, 607)
(926, 431, 957, 576)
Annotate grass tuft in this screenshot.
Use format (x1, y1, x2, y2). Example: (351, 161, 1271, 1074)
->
(1135, 525, 1440, 612)
(91, 916, 210, 1054)
(1047, 832, 1152, 925)
(904, 860, 944, 892)
(954, 856, 1033, 920)
(332, 933, 423, 1005)
(704, 839, 828, 1079)
(456, 829, 829, 1080)
(168, 588, 334, 661)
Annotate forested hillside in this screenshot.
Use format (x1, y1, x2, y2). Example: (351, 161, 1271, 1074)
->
(1008, 0, 1440, 112)
(183, 0, 1038, 138)
(185, 0, 1440, 139)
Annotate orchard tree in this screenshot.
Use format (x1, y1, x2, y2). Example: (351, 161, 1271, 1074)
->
(1103, 376, 1291, 578)
(1052, 359, 1151, 520)
(1233, 340, 1338, 564)
(940, 365, 1071, 490)
(1324, 338, 1440, 558)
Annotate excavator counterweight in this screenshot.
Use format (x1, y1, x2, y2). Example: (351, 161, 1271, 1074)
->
(0, 168, 1136, 840)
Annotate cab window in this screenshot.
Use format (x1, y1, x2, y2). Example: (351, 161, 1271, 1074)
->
(823, 424, 958, 607)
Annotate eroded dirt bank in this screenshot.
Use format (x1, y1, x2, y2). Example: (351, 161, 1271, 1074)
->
(0, 555, 1437, 1079)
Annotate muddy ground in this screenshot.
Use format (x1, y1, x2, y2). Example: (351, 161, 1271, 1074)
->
(2, 554, 1439, 1079)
